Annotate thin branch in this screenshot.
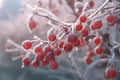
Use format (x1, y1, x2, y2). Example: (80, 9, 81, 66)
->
(89, 0, 109, 19)
(27, 4, 73, 26)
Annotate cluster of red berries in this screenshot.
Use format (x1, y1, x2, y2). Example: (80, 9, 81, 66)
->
(6, 0, 120, 79)
(21, 1, 120, 77)
(24, 11, 119, 68)
(22, 39, 59, 70)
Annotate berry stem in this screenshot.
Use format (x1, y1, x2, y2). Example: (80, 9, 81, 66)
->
(33, 35, 49, 43)
(71, 55, 82, 79)
(81, 2, 88, 14)
(103, 6, 120, 10)
(12, 55, 24, 61)
(7, 39, 24, 51)
(5, 48, 21, 53)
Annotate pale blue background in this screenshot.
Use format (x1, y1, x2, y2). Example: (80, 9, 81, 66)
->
(0, 0, 21, 19)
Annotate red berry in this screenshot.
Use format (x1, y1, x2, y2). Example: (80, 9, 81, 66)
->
(104, 68, 117, 78)
(22, 57, 30, 67)
(95, 46, 103, 54)
(106, 14, 115, 23)
(54, 48, 61, 56)
(73, 39, 81, 46)
(58, 41, 64, 48)
(45, 51, 55, 62)
(28, 19, 37, 30)
(41, 59, 48, 66)
(31, 59, 39, 67)
(50, 60, 58, 70)
(34, 45, 42, 53)
(79, 15, 87, 22)
(35, 52, 46, 61)
(75, 23, 83, 31)
(48, 33, 56, 41)
(100, 55, 107, 59)
(87, 51, 94, 57)
(22, 40, 32, 49)
(89, 0, 94, 7)
(90, 24, 96, 30)
(84, 56, 92, 64)
(93, 20, 102, 29)
(63, 42, 73, 52)
(44, 45, 52, 53)
(93, 37, 101, 45)
(81, 28, 89, 37)
(68, 33, 78, 42)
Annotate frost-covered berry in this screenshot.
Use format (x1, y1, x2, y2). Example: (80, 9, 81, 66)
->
(84, 56, 92, 64)
(48, 33, 57, 41)
(93, 20, 103, 29)
(89, 0, 94, 7)
(28, 19, 37, 30)
(95, 46, 103, 54)
(31, 59, 40, 67)
(104, 68, 117, 78)
(68, 33, 78, 42)
(81, 28, 89, 37)
(54, 48, 61, 56)
(75, 23, 83, 31)
(93, 37, 101, 45)
(22, 40, 32, 49)
(22, 57, 30, 67)
(106, 14, 115, 23)
(50, 60, 58, 70)
(34, 45, 42, 53)
(63, 42, 73, 52)
(79, 15, 87, 22)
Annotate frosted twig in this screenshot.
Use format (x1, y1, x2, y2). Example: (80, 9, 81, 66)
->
(27, 4, 73, 26)
(7, 39, 24, 51)
(89, 0, 109, 19)
(71, 55, 82, 79)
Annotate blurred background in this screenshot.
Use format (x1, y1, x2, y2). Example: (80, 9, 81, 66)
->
(0, 0, 23, 80)
(0, 0, 21, 19)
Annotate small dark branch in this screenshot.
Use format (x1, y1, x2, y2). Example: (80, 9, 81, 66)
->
(85, 35, 96, 41)
(102, 33, 113, 47)
(104, 48, 111, 55)
(114, 48, 120, 58)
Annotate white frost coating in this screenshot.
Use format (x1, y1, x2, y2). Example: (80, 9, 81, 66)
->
(0, 0, 120, 80)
